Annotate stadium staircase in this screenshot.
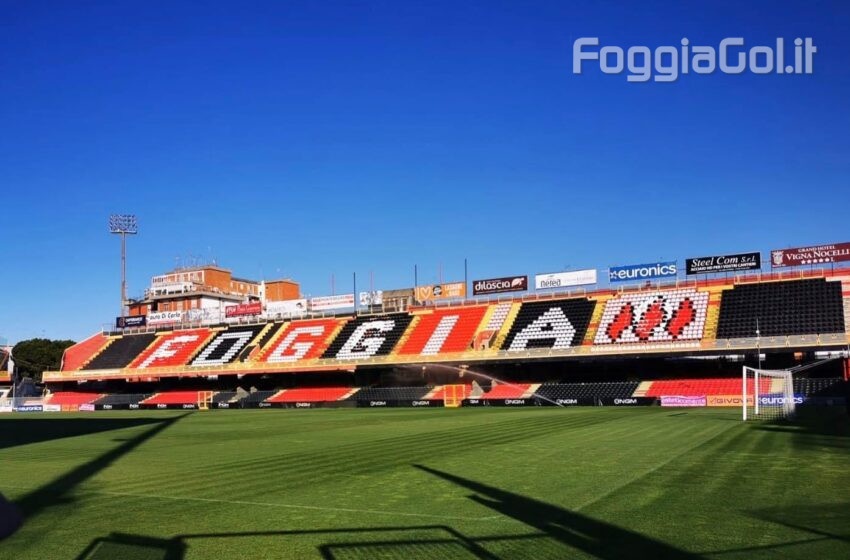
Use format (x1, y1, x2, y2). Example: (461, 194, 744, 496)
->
(491, 303, 522, 350)
(255, 323, 291, 362)
(582, 296, 610, 345)
(393, 315, 422, 355)
(701, 287, 728, 342)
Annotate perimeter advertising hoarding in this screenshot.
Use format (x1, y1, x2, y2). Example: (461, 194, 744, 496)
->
(473, 276, 528, 296)
(309, 294, 355, 311)
(415, 282, 467, 302)
(660, 396, 707, 407)
(770, 242, 850, 268)
(534, 269, 596, 290)
(224, 301, 263, 318)
(685, 252, 761, 275)
(608, 261, 678, 283)
(116, 315, 147, 329)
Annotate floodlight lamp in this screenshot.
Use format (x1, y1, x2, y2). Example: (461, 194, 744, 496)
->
(109, 214, 138, 234)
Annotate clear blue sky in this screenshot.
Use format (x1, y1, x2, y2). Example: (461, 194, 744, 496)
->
(1, 0, 848, 343)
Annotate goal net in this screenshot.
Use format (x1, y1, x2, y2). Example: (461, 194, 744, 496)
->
(742, 366, 796, 421)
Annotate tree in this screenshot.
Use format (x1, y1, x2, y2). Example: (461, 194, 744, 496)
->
(11, 338, 75, 382)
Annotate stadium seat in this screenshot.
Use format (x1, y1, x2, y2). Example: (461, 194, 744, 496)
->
(83, 334, 157, 370)
(481, 384, 531, 399)
(267, 387, 354, 403)
(259, 318, 347, 363)
(398, 306, 488, 356)
(142, 391, 208, 405)
(45, 392, 102, 406)
(642, 378, 771, 397)
(130, 329, 213, 369)
(190, 325, 266, 367)
(502, 299, 596, 351)
(716, 278, 845, 338)
(61, 333, 110, 371)
(594, 289, 709, 344)
(349, 387, 431, 401)
(535, 382, 640, 401)
(322, 313, 414, 360)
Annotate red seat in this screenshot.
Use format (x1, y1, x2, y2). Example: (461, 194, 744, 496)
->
(482, 384, 531, 399)
(267, 387, 352, 403)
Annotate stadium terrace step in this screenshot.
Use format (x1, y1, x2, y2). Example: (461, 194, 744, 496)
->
(593, 289, 709, 345)
(45, 392, 102, 406)
(83, 333, 157, 370)
(717, 278, 845, 339)
(348, 387, 432, 401)
(142, 391, 209, 405)
(642, 378, 771, 397)
(190, 324, 266, 367)
(534, 382, 641, 402)
(397, 306, 488, 356)
(259, 318, 348, 363)
(322, 313, 414, 360)
(61, 333, 110, 371)
(130, 329, 213, 369)
(481, 384, 531, 399)
(502, 298, 596, 352)
(267, 387, 353, 403)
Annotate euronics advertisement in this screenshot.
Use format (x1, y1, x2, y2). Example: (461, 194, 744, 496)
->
(609, 261, 678, 283)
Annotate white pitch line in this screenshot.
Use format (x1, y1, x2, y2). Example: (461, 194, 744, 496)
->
(75, 488, 503, 522)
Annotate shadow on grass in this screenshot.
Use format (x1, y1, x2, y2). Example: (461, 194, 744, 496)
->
(414, 464, 703, 560)
(14, 414, 190, 520)
(0, 417, 171, 451)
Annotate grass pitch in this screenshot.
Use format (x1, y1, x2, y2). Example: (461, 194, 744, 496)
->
(1, 407, 849, 559)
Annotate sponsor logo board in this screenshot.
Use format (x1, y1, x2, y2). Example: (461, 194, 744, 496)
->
(147, 311, 185, 325)
(359, 291, 384, 306)
(225, 301, 263, 318)
(116, 315, 147, 329)
(685, 252, 761, 275)
(661, 395, 707, 407)
(309, 294, 355, 311)
(707, 395, 754, 407)
(770, 242, 850, 268)
(415, 282, 466, 302)
(473, 276, 528, 296)
(263, 299, 308, 318)
(609, 261, 678, 283)
(534, 270, 597, 290)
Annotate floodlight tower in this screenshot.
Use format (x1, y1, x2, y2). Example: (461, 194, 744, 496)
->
(109, 214, 138, 318)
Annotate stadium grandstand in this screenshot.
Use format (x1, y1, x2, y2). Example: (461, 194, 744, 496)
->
(17, 244, 848, 412)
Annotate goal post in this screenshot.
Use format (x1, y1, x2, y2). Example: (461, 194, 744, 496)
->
(742, 366, 796, 421)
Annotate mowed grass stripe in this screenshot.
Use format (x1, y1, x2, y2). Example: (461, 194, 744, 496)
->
(104, 410, 629, 496)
